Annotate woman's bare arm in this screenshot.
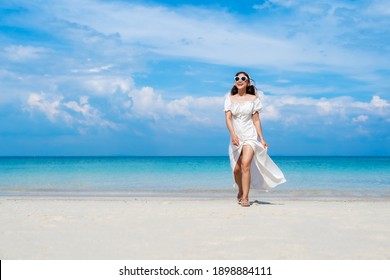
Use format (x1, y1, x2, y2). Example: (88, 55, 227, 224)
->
(225, 111, 239, 146)
(252, 112, 268, 148)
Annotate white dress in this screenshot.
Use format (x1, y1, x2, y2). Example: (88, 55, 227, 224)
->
(224, 94, 286, 190)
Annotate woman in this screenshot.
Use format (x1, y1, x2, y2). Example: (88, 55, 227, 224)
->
(224, 71, 286, 207)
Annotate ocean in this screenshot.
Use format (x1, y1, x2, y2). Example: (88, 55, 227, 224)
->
(0, 156, 389, 198)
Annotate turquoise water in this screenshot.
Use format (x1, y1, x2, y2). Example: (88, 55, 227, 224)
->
(0, 156, 389, 198)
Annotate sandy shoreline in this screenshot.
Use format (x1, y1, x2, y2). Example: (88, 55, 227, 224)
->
(1, 196, 389, 260)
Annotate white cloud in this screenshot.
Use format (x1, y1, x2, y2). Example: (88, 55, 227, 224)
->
(166, 96, 225, 124)
(261, 94, 390, 127)
(128, 86, 224, 125)
(253, 3, 271, 10)
(353, 95, 390, 114)
(83, 76, 133, 95)
(129, 86, 165, 120)
(316, 98, 333, 115)
(64, 96, 117, 130)
(352, 115, 369, 122)
(166, 96, 192, 117)
(26, 92, 118, 130)
(35, 0, 389, 72)
(26, 93, 66, 122)
(24, 78, 225, 129)
(64, 97, 90, 115)
(371, 95, 389, 108)
(3, 45, 48, 61)
(262, 105, 281, 120)
(72, 64, 114, 73)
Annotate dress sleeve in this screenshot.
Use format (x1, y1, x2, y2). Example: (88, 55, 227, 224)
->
(224, 95, 232, 112)
(253, 97, 263, 114)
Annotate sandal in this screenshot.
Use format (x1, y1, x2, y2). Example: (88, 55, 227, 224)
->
(237, 193, 243, 204)
(240, 199, 250, 207)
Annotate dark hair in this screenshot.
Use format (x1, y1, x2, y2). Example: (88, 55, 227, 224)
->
(230, 71, 256, 95)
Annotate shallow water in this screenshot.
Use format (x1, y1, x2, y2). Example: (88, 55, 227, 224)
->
(0, 156, 389, 198)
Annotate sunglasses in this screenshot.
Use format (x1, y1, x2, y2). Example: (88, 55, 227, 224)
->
(234, 76, 248, 82)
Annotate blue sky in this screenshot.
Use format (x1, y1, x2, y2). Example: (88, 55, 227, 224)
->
(1, 0, 389, 156)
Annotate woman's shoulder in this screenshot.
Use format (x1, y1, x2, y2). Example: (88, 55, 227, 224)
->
(248, 94, 258, 101)
(229, 94, 257, 103)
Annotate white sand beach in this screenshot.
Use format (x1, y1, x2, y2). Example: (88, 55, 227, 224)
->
(0, 196, 389, 260)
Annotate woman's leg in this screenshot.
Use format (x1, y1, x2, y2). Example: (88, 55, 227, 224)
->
(234, 155, 243, 202)
(240, 145, 255, 204)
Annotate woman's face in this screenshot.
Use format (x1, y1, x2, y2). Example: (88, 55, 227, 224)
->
(234, 73, 249, 91)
